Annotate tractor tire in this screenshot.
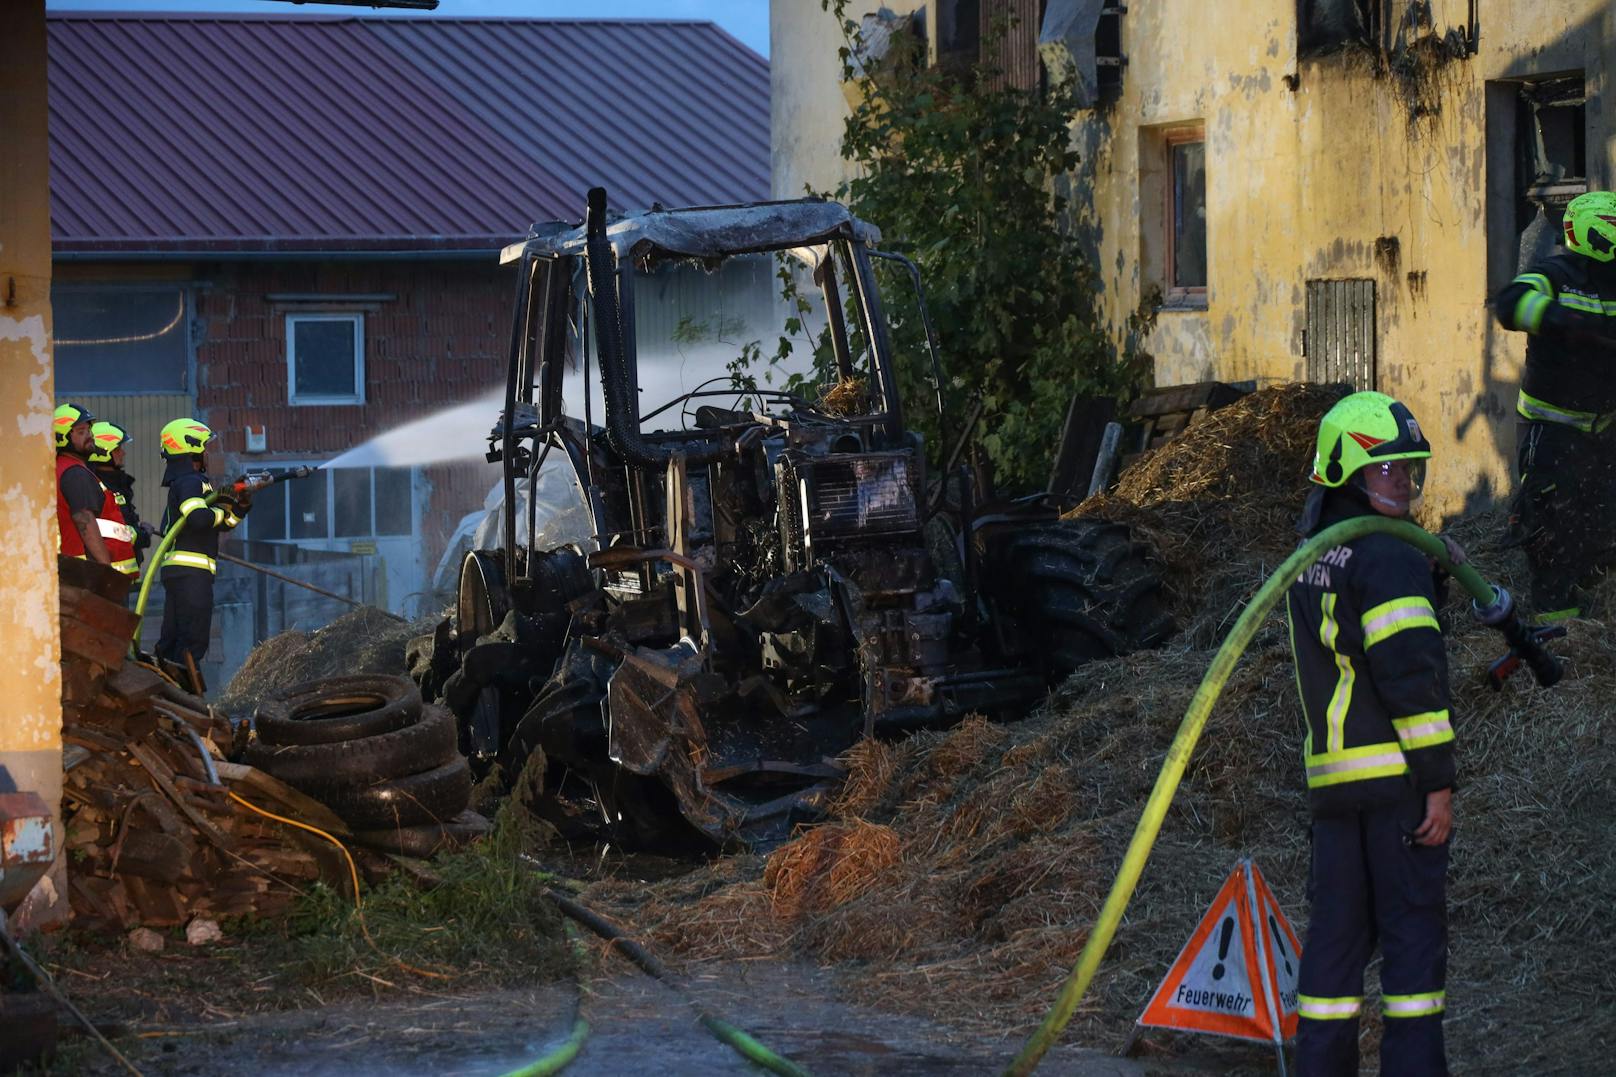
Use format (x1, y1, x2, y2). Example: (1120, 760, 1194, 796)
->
(994, 518, 1176, 675)
(255, 675, 422, 747)
(351, 809, 491, 859)
(324, 757, 474, 830)
(242, 706, 458, 790)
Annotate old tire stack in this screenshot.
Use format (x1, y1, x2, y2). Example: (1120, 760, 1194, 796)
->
(242, 674, 487, 858)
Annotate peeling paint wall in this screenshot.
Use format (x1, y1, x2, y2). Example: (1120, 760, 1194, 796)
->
(771, 0, 928, 200)
(0, 1, 64, 849)
(1073, 0, 1612, 518)
(771, 1, 1614, 519)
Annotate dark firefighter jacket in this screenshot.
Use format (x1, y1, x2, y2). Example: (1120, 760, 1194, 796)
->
(1286, 492, 1456, 815)
(1494, 250, 1616, 430)
(93, 464, 149, 559)
(159, 457, 242, 574)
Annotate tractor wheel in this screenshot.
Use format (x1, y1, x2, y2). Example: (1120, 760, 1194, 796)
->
(994, 517, 1176, 675)
(503, 648, 701, 850)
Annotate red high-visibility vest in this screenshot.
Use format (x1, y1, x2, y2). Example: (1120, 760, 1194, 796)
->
(56, 453, 138, 576)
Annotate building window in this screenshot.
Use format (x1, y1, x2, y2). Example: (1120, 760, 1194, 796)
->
(1485, 73, 1587, 291)
(287, 313, 364, 405)
(243, 465, 415, 543)
(1304, 279, 1376, 390)
(1297, 0, 1380, 55)
(1518, 76, 1586, 236)
(53, 284, 190, 394)
(1166, 131, 1207, 303)
(1139, 123, 1208, 310)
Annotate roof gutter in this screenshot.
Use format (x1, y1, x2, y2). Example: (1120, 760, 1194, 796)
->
(52, 248, 500, 263)
(51, 234, 520, 263)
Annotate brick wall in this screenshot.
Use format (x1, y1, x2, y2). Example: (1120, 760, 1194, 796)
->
(196, 259, 513, 572)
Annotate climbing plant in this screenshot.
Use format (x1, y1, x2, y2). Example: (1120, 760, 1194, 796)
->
(811, 0, 1149, 491)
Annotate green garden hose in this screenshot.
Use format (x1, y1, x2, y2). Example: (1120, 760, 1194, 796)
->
(1003, 516, 1535, 1076)
(500, 926, 593, 1077)
(545, 889, 812, 1077)
(130, 492, 222, 649)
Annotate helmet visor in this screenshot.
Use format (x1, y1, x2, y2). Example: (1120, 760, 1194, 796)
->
(1363, 457, 1426, 510)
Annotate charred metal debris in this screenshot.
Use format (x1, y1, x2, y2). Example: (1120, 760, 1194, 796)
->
(408, 191, 1173, 850)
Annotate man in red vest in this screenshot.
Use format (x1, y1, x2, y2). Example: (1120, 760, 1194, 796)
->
(54, 402, 138, 576)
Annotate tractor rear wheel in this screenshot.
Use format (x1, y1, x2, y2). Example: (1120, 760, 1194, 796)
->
(992, 517, 1175, 675)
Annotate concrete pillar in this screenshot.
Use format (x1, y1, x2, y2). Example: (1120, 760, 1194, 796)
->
(0, 0, 65, 913)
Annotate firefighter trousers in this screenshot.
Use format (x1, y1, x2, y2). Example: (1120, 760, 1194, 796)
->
(157, 566, 215, 668)
(1514, 419, 1616, 621)
(1296, 791, 1449, 1077)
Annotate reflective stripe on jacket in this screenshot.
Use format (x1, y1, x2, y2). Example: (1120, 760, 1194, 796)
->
(56, 453, 139, 576)
(160, 462, 240, 573)
(1495, 251, 1616, 429)
(1286, 500, 1456, 814)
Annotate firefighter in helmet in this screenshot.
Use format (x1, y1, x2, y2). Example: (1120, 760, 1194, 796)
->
(155, 418, 250, 679)
(1288, 391, 1460, 1077)
(54, 403, 138, 576)
(88, 420, 152, 568)
(1495, 190, 1616, 623)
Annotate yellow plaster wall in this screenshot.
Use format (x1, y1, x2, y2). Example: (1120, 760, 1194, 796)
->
(771, 2, 1613, 516)
(0, 1, 63, 826)
(771, 0, 928, 200)
(1077, 0, 1611, 516)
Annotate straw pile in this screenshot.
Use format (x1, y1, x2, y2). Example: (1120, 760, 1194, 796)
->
(1073, 382, 1348, 646)
(582, 383, 1616, 1074)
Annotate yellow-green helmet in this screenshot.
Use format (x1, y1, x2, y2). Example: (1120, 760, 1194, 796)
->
(1310, 391, 1431, 488)
(160, 417, 214, 457)
(89, 421, 131, 464)
(1562, 191, 1616, 263)
(53, 403, 96, 450)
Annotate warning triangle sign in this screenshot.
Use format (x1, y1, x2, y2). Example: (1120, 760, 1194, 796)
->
(1137, 859, 1302, 1045)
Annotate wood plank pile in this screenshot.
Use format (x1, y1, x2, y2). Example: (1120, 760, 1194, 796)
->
(1125, 381, 1252, 457)
(58, 557, 366, 929)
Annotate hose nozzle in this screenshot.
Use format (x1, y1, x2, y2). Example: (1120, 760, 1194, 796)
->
(1475, 586, 1565, 689)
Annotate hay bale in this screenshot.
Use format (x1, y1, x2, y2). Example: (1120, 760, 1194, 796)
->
(763, 818, 901, 920)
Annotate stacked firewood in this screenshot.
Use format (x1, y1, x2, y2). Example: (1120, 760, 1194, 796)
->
(58, 558, 366, 929)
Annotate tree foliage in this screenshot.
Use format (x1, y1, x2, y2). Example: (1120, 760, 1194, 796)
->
(815, 1, 1149, 491)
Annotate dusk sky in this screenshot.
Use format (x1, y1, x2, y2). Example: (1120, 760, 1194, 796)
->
(48, 0, 771, 56)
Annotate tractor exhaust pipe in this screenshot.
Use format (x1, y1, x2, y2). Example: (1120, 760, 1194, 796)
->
(583, 187, 730, 468)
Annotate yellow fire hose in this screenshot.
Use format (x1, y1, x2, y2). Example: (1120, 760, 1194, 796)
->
(1003, 515, 1546, 1075)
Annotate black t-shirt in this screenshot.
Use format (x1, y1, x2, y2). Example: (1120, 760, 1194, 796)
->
(59, 463, 104, 516)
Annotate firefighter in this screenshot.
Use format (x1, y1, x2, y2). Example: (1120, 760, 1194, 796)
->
(1494, 189, 1616, 623)
(88, 420, 152, 568)
(1288, 391, 1457, 1077)
(54, 403, 139, 577)
(156, 418, 249, 674)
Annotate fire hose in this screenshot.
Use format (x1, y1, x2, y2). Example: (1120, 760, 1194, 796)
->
(1003, 516, 1560, 1076)
(130, 467, 314, 651)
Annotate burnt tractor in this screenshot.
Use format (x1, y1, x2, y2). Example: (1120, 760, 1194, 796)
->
(412, 190, 1172, 848)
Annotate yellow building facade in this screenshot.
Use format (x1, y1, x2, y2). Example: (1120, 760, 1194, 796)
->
(0, 0, 65, 890)
(771, 1, 1613, 516)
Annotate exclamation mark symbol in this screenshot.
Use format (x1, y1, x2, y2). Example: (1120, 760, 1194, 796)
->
(1212, 917, 1234, 980)
(1269, 914, 1293, 976)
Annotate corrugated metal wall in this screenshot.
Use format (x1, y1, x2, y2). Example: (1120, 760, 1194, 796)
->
(980, 0, 1044, 92)
(57, 393, 194, 524)
(1304, 279, 1377, 390)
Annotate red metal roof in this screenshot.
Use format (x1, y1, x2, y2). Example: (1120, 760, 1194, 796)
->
(47, 14, 770, 255)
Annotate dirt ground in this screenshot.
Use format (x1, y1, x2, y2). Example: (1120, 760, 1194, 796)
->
(34, 940, 1216, 1076)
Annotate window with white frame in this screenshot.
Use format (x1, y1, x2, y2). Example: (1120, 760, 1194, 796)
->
(244, 465, 414, 543)
(287, 313, 365, 405)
